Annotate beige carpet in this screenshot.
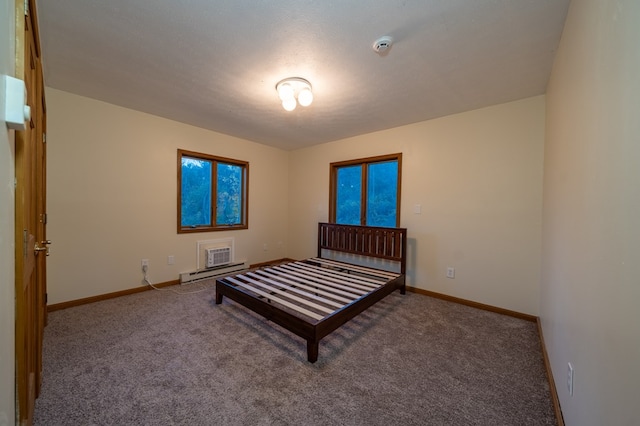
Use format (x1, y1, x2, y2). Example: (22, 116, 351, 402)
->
(34, 282, 556, 425)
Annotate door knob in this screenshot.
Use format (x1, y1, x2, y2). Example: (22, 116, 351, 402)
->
(41, 240, 52, 245)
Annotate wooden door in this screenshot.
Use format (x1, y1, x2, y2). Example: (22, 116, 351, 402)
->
(15, 0, 48, 424)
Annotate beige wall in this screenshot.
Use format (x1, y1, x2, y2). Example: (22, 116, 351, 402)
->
(47, 88, 545, 316)
(542, 1, 640, 424)
(46, 88, 290, 304)
(289, 96, 545, 315)
(0, 0, 16, 424)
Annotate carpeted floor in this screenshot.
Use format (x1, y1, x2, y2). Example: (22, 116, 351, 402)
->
(34, 282, 556, 425)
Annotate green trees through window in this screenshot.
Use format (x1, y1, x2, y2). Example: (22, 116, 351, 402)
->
(335, 165, 362, 225)
(178, 150, 248, 233)
(181, 157, 212, 227)
(366, 160, 399, 227)
(330, 154, 401, 228)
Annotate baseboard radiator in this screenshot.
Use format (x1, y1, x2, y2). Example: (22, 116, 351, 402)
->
(179, 260, 248, 285)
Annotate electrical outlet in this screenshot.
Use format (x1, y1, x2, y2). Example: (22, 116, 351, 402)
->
(567, 362, 574, 396)
(446, 267, 455, 279)
(141, 259, 149, 273)
(167, 255, 175, 265)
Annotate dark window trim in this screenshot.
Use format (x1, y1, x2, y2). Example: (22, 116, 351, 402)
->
(177, 149, 249, 234)
(329, 153, 402, 227)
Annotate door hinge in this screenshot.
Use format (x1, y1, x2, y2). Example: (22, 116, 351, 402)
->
(41, 213, 48, 224)
(14, 177, 17, 189)
(43, 133, 46, 143)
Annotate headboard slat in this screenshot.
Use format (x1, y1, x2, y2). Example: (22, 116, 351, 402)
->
(317, 222, 407, 274)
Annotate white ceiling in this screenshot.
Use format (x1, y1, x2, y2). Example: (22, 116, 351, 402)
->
(37, 0, 570, 151)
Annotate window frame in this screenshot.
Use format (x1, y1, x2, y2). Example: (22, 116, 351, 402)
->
(329, 153, 402, 227)
(177, 149, 249, 234)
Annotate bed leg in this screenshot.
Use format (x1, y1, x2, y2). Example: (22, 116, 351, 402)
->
(400, 284, 406, 295)
(215, 292, 223, 304)
(307, 341, 319, 363)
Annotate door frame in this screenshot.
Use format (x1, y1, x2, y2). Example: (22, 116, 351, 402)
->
(14, 0, 47, 424)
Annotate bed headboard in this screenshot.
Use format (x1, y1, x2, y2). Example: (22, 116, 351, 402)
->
(317, 222, 407, 275)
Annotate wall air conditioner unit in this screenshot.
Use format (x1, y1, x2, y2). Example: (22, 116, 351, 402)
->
(206, 246, 231, 268)
(196, 237, 234, 270)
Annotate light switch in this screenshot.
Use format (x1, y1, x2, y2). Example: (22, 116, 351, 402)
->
(414, 204, 422, 214)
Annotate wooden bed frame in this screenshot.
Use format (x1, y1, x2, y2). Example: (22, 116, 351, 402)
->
(215, 222, 407, 363)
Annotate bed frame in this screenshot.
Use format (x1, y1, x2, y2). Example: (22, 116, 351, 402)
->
(215, 222, 407, 363)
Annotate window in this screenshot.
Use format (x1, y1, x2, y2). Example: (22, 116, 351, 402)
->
(329, 153, 402, 227)
(178, 149, 248, 233)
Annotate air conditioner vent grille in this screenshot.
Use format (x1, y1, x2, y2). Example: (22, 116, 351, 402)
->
(206, 247, 231, 268)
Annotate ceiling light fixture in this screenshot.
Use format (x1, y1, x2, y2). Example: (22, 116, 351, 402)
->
(276, 77, 313, 111)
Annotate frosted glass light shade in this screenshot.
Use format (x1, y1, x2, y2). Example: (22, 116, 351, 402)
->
(282, 97, 297, 111)
(278, 83, 295, 101)
(298, 87, 313, 107)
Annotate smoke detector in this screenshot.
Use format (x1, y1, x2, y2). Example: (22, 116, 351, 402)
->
(372, 36, 394, 54)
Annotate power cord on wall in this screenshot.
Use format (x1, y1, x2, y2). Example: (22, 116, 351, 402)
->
(143, 264, 213, 295)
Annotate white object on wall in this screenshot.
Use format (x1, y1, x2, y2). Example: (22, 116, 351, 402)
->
(196, 237, 234, 270)
(206, 246, 231, 268)
(3, 75, 30, 130)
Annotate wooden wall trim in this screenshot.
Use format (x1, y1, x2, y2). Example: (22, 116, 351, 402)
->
(249, 258, 295, 268)
(537, 318, 565, 426)
(406, 286, 538, 322)
(47, 280, 179, 312)
(47, 258, 295, 312)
